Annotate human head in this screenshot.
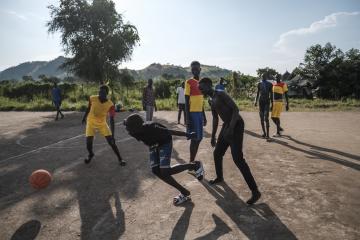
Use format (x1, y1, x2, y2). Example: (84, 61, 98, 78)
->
(276, 73, 282, 83)
(53, 82, 58, 88)
(181, 81, 185, 88)
(262, 73, 268, 81)
(198, 77, 213, 97)
(190, 61, 201, 79)
(148, 78, 153, 87)
(220, 77, 225, 85)
(123, 113, 144, 134)
(99, 85, 109, 101)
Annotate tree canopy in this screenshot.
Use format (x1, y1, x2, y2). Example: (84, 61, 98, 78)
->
(47, 0, 140, 83)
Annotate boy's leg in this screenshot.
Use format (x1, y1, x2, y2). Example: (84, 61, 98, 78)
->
(177, 106, 181, 124)
(259, 106, 266, 137)
(189, 112, 203, 163)
(55, 105, 60, 120)
(210, 130, 229, 184)
(152, 167, 190, 196)
(230, 121, 261, 204)
(105, 135, 125, 165)
(264, 103, 270, 138)
(85, 136, 94, 164)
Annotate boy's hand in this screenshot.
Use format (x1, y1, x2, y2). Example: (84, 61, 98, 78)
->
(203, 118, 207, 127)
(186, 132, 196, 139)
(254, 102, 257, 107)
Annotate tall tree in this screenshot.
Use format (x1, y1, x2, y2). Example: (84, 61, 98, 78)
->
(256, 67, 279, 79)
(47, 0, 140, 83)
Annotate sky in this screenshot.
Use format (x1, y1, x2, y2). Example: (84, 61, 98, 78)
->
(0, 0, 359, 75)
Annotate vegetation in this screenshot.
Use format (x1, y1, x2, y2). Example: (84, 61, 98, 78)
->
(47, 0, 140, 83)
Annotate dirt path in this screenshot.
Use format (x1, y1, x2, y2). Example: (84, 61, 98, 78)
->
(0, 111, 359, 240)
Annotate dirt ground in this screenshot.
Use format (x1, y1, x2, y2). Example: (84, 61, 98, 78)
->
(0, 111, 359, 240)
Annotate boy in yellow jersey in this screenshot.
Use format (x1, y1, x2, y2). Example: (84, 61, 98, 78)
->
(185, 61, 207, 164)
(271, 74, 289, 137)
(82, 85, 125, 165)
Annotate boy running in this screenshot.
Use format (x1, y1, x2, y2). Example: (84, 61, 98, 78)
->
(271, 74, 289, 137)
(199, 77, 261, 205)
(82, 85, 125, 165)
(123, 113, 204, 205)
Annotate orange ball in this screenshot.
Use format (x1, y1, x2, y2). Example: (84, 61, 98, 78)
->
(29, 169, 52, 190)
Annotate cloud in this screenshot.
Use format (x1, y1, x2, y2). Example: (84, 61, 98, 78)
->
(5, 10, 28, 21)
(274, 11, 359, 49)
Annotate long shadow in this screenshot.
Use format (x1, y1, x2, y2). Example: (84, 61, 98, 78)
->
(194, 214, 232, 240)
(282, 135, 360, 161)
(201, 181, 297, 240)
(0, 111, 149, 239)
(245, 130, 360, 171)
(169, 202, 194, 240)
(10, 219, 41, 240)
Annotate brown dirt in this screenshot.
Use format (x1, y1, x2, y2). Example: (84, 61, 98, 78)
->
(0, 111, 359, 240)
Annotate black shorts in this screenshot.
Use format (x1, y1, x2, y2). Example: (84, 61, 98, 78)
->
(178, 103, 185, 110)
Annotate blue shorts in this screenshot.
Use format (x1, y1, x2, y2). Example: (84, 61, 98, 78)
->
(53, 100, 61, 108)
(187, 112, 203, 141)
(149, 142, 172, 168)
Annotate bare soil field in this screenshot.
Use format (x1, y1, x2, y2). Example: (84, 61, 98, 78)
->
(0, 111, 359, 240)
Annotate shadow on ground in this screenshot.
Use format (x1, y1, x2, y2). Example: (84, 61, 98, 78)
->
(245, 130, 360, 171)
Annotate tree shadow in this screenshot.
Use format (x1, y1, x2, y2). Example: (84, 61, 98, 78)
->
(201, 181, 297, 240)
(169, 202, 194, 240)
(194, 214, 232, 240)
(245, 130, 360, 171)
(10, 219, 41, 240)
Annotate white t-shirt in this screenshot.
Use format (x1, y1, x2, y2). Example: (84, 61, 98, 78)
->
(176, 87, 185, 104)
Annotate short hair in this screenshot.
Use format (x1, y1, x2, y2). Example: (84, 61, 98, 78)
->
(100, 85, 109, 94)
(124, 114, 144, 132)
(190, 61, 201, 67)
(199, 77, 213, 86)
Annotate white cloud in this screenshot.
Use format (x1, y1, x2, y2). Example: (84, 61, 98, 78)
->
(6, 10, 28, 21)
(274, 11, 359, 49)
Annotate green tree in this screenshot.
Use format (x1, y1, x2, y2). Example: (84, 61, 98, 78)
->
(47, 0, 140, 83)
(256, 67, 279, 79)
(118, 69, 135, 97)
(22, 75, 34, 82)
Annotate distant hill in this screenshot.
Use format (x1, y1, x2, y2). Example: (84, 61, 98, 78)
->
(0, 57, 232, 81)
(0, 56, 70, 80)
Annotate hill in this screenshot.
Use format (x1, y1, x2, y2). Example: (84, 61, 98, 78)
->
(0, 57, 232, 81)
(0, 56, 69, 80)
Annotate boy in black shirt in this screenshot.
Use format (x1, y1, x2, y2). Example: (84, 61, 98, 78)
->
(123, 114, 204, 205)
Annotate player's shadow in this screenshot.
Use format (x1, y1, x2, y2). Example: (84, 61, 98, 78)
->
(0, 111, 145, 240)
(201, 181, 297, 240)
(169, 202, 194, 240)
(10, 220, 41, 240)
(245, 130, 360, 171)
(194, 214, 232, 240)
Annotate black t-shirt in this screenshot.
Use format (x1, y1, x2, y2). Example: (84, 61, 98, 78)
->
(131, 122, 172, 147)
(258, 80, 273, 103)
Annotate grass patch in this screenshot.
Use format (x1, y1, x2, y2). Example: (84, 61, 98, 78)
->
(0, 96, 359, 112)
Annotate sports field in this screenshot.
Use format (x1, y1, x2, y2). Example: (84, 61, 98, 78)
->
(0, 111, 359, 240)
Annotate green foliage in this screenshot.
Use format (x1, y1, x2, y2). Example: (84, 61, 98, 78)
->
(298, 43, 360, 99)
(154, 80, 172, 99)
(47, 0, 140, 83)
(256, 67, 279, 78)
